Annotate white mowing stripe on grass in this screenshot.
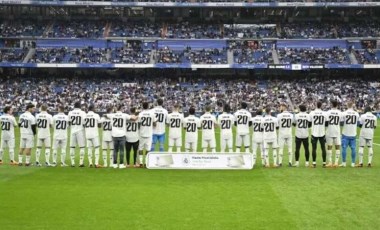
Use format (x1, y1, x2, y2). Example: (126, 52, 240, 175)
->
(373, 143, 380, 146)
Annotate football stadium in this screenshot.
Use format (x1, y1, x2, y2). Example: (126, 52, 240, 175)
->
(0, 0, 380, 229)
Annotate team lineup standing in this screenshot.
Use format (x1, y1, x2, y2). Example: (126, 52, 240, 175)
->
(0, 99, 377, 168)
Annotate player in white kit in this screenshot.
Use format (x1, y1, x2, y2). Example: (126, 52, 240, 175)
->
(183, 107, 200, 152)
(167, 104, 184, 153)
(0, 106, 18, 165)
(18, 104, 36, 166)
(35, 105, 53, 166)
(218, 104, 235, 152)
(234, 102, 252, 153)
(358, 107, 377, 167)
(68, 102, 87, 167)
(310, 101, 328, 168)
(252, 109, 264, 166)
(84, 104, 101, 168)
(52, 105, 69, 167)
(262, 107, 279, 167)
(325, 100, 343, 167)
(151, 98, 168, 152)
(100, 107, 113, 167)
(200, 105, 217, 153)
(277, 104, 294, 167)
(138, 102, 157, 167)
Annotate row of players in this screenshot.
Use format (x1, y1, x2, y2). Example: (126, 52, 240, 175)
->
(0, 99, 377, 168)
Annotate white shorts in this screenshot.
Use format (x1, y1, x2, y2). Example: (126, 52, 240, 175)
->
(20, 135, 34, 149)
(264, 139, 278, 149)
(236, 134, 250, 147)
(37, 137, 51, 148)
(169, 137, 182, 147)
(220, 137, 233, 150)
(102, 140, 114, 150)
(185, 141, 198, 151)
(139, 137, 152, 151)
(70, 132, 86, 148)
(326, 136, 341, 146)
(53, 139, 67, 150)
(202, 138, 216, 149)
(278, 136, 292, 149)
(86, 137, 100, 148)
(359, 137, 373, 147)
(1, 138, 15, 150)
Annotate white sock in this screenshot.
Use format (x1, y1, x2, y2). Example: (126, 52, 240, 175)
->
(102, 150, 108, 166)
(26, 155, 30, 164)
(79, 148, 85, 165)
(0, 150, 3, 160)
(95, 148, 100, 165)
(359, 147, 364, 164)
(45, 150, 50, 164)
(19, 154, 23, 163)
(264, 149, 269, 165)
(61, 151, 66, 164)
(278, 148, 283, 164)
(228, 148, 233, 153)
(70, 148, 75, 165)
(168, 147, 173, 152)
(139, 154, 144, 164)
(53, 151, 57, 163)
(288, 151, 293, 164)
(203, 148, 207, 153)
(273, 149, 278, 165)
(335, 150, 340, 164)
(245, 148, 250, 153)
(368, 147, 373, 164)
(252, 152, 257, 165)
(327, 149, 332, 163)
(9, 151, 14, 162)
(88, 147, 93, 165)
(176, 147, 181, 153)
(211, 148, 216, 153)
(36, 148, 41, 162)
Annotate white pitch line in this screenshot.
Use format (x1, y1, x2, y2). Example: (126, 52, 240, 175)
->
(373, 143, 380, 146)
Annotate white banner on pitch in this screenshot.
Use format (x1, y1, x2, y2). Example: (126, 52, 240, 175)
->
(146, 152, 254, 170)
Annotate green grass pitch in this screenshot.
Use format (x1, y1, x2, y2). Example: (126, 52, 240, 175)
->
(1, 124, 380, 230)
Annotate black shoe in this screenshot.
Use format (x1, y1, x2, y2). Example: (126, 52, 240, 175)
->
(18, 162, 23, 166)
(322, 164, 326, 168)
(278, 163, 282, 167)
(368, 163, 372, 167)
(35, 162, 41, 167)
(71, 164, 75, 167)
(79, 164, 85, 168)
(312, 164, 316, 168)
(288, 162, 292, 167)
(25, 163, 31, 167)
(358, 163, 363, 168)
(89, 164, 93, 168)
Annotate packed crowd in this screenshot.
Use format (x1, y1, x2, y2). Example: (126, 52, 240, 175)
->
(229, 41, 274, 64)
(354, 49, 380, 64)
(277, 47, 350, 64)
(2, 20, 380, 39)
(155, 47, 228, 64)
(0, 74, 378, 114)
(0, 48, 28, 63)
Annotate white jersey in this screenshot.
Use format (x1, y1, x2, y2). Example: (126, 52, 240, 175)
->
(100, 116, 112, 142)
(326, 109, 343, 138)
(200, 113, 216, 139)
(234, 109, 252, 135)
(0, 114, 17, 140)
(184, 115, 200, 142)
(359, 112, 377, 139)
(167, 112, 184, 139)
(53, 113, 69, 140)
(126, 120, 139, 143)
(342, 109, 359, 137)
(138, 109, 157, 138)
(84, 111, 100, 139)
(152, 106, 168, 135)
(277, 111, 293, 138)
(19, 111, 36, 136)
(252, 115, 264, 142)
(110, 112, 131, 138)
(262, 115, 278, 140)
(68, 108, 86, 134)
(36, 112, 53, 139)
(294, 112, 311, 139)
(310, 109, 327, 137)
(217, 113, 235, 139)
